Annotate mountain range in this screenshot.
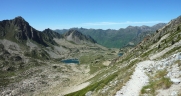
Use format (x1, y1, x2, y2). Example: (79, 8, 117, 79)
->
(1, 15, 181, 96)
(55, 23, 166, 48)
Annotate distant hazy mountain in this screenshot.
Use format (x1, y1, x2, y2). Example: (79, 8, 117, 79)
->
(55, 23, 166, 48)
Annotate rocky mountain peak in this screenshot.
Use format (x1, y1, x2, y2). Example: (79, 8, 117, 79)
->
(64, 29, 85, 38)
(126, 26, 134, 28)
(13, 16, 27, 26)
(14, 16, 25, 21)
(42, 28, 63, 39)
(43, 28, 53, 32)
(64, 29, 96, 44)
(65, 29, 81, 36)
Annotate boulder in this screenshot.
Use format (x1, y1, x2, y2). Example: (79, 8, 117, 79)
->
(85, 91, 92, 96)
(176, 52, 181, 60)
(171, 78, 181, 84)
(170, 91, 178, 96)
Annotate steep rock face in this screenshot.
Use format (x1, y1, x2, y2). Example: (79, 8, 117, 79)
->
(64, 30, 96, 44)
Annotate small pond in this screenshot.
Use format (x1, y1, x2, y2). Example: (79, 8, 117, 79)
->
(61, 59, 79, 64)
(118, 53, 124, 56)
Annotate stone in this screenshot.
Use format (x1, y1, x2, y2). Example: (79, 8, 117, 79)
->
(171, 78, 181, 84)
(170, 91, 178, 96)
(85, 91, 92, 96)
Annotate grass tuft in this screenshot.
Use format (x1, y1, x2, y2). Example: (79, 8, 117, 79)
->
(141, 70, 172, 95)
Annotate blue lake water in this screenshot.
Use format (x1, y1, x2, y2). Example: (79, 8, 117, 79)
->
(118, 53, 123, 56)
(61, 59, 79, 64)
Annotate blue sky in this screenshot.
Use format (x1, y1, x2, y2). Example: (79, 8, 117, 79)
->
(1, 0, 181, 30)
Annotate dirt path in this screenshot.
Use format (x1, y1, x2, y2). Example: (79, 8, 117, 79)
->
(115, 60, 154, 96)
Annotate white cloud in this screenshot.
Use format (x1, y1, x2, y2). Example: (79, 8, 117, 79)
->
(83, 21, 167, 26)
